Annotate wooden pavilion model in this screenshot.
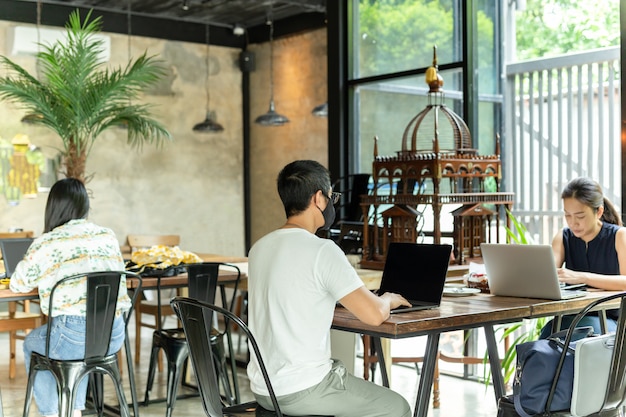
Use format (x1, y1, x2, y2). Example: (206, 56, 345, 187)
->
(359, 47, 514, 269)
(451, 203, 495, 264)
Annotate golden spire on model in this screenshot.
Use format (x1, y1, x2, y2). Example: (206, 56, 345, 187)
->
(425, 45, 444, 92)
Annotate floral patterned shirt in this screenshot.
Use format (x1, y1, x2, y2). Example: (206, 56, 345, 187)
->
(9, 219, 131, 317)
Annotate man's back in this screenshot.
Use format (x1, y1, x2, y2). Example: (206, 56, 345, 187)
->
(246, 228, 362, 396)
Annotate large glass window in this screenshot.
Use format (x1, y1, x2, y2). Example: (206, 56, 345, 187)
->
(349, 0, 503, 173)
(352, 0, 461, 79)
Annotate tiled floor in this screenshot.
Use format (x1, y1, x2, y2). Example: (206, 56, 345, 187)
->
(0, 323, 498, 417)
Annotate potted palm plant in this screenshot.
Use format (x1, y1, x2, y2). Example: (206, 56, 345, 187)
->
(0, 9, 171, 182)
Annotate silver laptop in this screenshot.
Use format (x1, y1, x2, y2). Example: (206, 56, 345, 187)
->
(480, 243, 586, 300)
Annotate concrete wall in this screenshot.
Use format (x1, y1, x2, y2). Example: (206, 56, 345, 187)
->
(248, 29, 328, 244)
(0, 20, 327, 255)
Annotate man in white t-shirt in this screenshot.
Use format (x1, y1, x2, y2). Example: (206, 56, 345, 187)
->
(247, 160, 412, 417)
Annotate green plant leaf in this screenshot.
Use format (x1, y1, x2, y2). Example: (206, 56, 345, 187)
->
(0, 9, 172, 181)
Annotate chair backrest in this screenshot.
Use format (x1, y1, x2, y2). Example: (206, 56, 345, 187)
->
(127, 234, 180, 250)
(46, 271, 142, 361)
(332, 174, 371, 223)
(187, 263, 221, 305)
(547, 292, 626, 413)
(155, 262, 241, 327)
(170, 297, 283, 417)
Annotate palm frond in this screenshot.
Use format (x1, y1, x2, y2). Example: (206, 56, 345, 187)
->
(0, 8, 172, 181)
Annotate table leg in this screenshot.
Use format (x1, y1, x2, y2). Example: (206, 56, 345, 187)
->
(414, 333, 440, 417)
(371, 337, 389, 387)
(484, 325, 505, 402)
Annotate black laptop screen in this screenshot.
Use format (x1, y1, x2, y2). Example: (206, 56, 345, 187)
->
(378, 242, 452, 304)
(0, 238, 34, 277)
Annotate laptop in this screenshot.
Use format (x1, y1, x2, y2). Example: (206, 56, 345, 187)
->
(480, 243, 586, 300)
(0, 238, 34, 278)
(378, 242, 452, 313)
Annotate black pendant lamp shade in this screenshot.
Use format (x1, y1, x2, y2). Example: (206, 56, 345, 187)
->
(193, 24, 223, 133)
(311, 102, 328, 117)
(193, 111, 224, 132)
(255, 17, 289, 126)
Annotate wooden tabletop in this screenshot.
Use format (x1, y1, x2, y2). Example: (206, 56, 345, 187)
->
(0, 265, 248, 299)
(122, 251, 248, 264)
(127, 268, 245, 289)
(332, 290, 622, 339)
(0, 287, 38, 302)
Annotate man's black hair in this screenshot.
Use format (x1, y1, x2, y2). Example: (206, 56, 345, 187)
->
(277, 160, 332, 218)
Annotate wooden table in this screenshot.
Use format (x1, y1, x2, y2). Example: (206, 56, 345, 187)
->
(126, 268, 246, 290)
(332, 290, 621, 417)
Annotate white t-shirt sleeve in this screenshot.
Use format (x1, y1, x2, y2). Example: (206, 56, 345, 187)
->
(316, 240, 364, 300)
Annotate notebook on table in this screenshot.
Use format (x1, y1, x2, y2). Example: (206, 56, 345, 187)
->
(0, 238, 34, 278)
(377, 242, 452, 313)
(480, 243, 586, 300)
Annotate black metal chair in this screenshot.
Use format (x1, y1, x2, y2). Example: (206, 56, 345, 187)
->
(330, 173, 371, 254)
(143, 262, 241, 417)
(22, 270, 142, 417)
(171, 297, 333, 417)
(497, 292, 626, 417)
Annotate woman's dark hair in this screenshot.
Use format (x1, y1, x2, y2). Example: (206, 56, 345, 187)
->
(44, 178, 90, 233)
(277, 160, 332, 218)
(561, 177, 622, 226)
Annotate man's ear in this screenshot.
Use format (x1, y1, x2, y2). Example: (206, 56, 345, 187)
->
(311, 189, 324, 208)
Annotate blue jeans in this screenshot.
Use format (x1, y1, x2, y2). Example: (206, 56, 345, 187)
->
(539, 314, 617, 339)
(23, 315, 126, 416)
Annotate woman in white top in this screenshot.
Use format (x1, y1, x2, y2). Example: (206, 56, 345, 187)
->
(10, 178, 129, 417)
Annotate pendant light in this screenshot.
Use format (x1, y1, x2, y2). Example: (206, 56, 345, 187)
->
(21, 0, 43, 124)
(115, 0, 133, 130)
(311, 102, 328, 117)
(193, 24, 224, 133)
(255, 16, 289, 126)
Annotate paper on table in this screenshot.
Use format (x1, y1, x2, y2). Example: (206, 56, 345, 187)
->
(468, 262, 486, 275)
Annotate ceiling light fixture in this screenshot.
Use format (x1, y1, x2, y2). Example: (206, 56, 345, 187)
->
(21, 0, 43, 124)
(193, 24, 224, 133)
(181, 0, 189, 11)
(311, 102, 328, 117)
(114, 0, 134, 130)
(254, 14, 289, 127)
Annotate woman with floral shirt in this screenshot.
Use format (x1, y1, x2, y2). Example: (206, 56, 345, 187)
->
(10, 178, 130, 417)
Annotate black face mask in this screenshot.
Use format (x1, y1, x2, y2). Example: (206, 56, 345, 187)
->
(318, 200, 336, 231)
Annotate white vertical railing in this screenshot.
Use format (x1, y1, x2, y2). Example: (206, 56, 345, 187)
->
(504, 47, 621, 243)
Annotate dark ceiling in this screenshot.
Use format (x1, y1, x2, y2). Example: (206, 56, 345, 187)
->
(1, 0, 327, 48)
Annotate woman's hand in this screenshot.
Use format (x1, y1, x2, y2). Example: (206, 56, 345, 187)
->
(557, 267, 587, 285)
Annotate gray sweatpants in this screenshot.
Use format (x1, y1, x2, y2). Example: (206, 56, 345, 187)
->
(255, 360, 412, 417)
